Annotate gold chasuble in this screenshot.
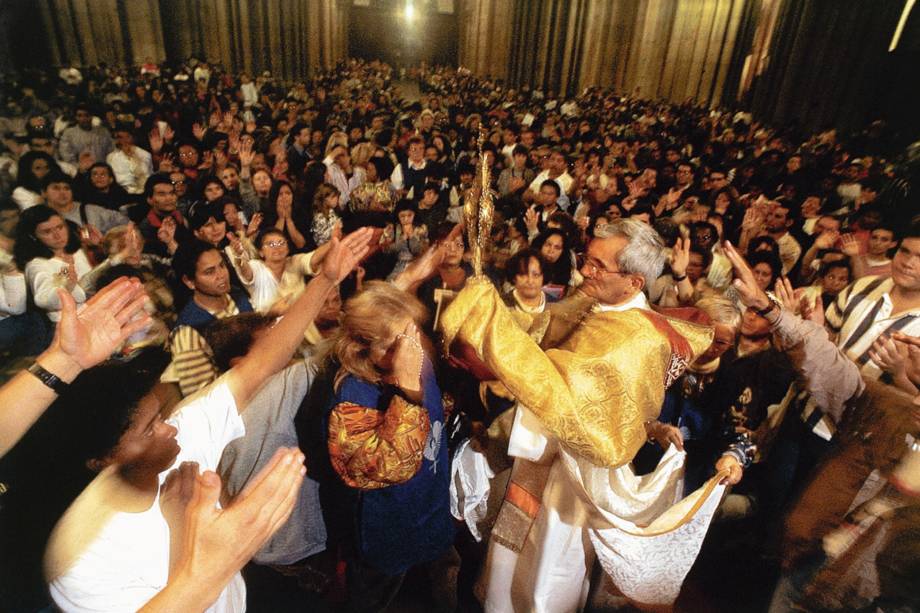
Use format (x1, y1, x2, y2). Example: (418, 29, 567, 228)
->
(440, 278, 713, 468)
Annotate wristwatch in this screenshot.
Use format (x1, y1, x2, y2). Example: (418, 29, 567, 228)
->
(754, 293, 781, 317)
(27, 362, 69, 395)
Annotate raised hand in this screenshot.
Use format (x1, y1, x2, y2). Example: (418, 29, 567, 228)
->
(524, 206, 539, 233)
(388, 320, 425, 395)
(840, 233, 861, 257)
(157, 216, 177, 246)
(55, 277, 150, 369)
(245, 212, 262, 238)
(153, 448, 304, 611)
(158, 153, 176, 173)
(320, 227, 374, 284)
(226, 231, 245, 257)
(192, 123, 206, 142)
(238, 140, 254, 168)
(814, 230, 840, 251)
(723, 241, 771, 310)
(78, 150, 95, 173)
(670, 237, 690, 278)
(148, 128, 164, 154)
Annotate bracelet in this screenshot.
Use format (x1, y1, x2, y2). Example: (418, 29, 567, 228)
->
(28, 362, 69, 395)
(396, 333, 424, 382)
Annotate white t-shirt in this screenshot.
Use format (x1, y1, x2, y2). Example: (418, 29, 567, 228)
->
(48, 378, 247, 613)
(243, 252, 316, 313)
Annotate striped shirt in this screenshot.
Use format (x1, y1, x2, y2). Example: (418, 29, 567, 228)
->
(825, 275, 920, 379)
(169, 297, 242, 396)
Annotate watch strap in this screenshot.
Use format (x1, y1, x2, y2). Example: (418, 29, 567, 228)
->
(28, 362, 69, 395)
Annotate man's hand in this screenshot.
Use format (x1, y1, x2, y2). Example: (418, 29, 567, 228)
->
(669, 237, 690, 279)
(645, 421, 684, 451)
(840, 233, 861, 257)
(715, 455, 743, 485)
(723, 241, 771, 310)
(54, 277, 150, 370)
(148, 448, 305, 612)
(320, 227, 374, 284)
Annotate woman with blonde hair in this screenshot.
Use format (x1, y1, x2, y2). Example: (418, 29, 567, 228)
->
(323, 131, 349, 159)
(324, 281, 454, 611)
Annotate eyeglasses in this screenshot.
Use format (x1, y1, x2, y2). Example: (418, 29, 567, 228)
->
(576, 253, 629, 277)
(264, 239, 288, 248)
(171, 179, 186, 185)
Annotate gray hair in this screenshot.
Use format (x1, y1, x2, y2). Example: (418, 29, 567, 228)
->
(694, 296, 742, 331)
(595, 219, 666, 288)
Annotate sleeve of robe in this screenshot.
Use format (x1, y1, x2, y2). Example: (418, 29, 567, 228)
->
(328, 378, 430, 490)
(440, 277, 713, 468)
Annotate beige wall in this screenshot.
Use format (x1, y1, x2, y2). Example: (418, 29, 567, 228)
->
(36, 0, 347, 80)
(458, 0, 754, 107)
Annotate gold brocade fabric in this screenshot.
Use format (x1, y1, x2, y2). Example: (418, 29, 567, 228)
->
(327, 395, 430, 490)
(441, 278, 713, 468)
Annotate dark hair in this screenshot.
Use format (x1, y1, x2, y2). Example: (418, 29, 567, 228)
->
(289, 122, 309, 139)
(198, 175, 225, 202)
(512, 144, 529, 158)
(539, 179, 561, 199)
(14, 205, 81, 269)
(256, 227, 287, 249)
(172, 239, 221, 283)
(60, 348, 171, 464)
(188, 201, 223, 231)
(819, 259, 851, 279)
(144, 173, 174, 200)
(202, 312, 275, 372)
(87, 161, 116, 180)
(15, 141, 49, 177)
(531, 229, 572, 286)
(505, 248, 545, 284)
(688, 245, 713, 269)
(95, 264, 144, 294)
(394, 197, 419, 219)
(748, 235, 780, 259)
(269, 179, 294, 209)
(899, 221, 920, 247)
(40, 170, 72, 192)
(747, 250, 782, 286)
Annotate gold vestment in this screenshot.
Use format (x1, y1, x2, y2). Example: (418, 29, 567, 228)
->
(441, 278, 713, 468)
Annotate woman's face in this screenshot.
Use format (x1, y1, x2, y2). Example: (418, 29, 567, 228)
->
(259, 233, 289, 262)
(204, 182, 224, 202)
(540, 234, 564, 264)
(252, 170, 272, 195)
(398, 210, 415, 226)
(715, 192, 730, 211)
(178, 145, 199, 168)
(35, 215, 69, 251)
(751, 262, 774, 291)
(31, 158, 51, 180)
(220, 167, 239, 191)
(514, 257, 544, 301)
(325, 193, 340, 210)
(90, 166, 113, 190)
(277, 185, 293, 207)
(686, 253, 705, 283)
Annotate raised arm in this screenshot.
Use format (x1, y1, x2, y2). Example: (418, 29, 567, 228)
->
(226, 227, 373, 409)
(0, 278, 149, 457)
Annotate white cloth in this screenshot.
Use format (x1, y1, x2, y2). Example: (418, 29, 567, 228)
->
(242, 253, 316, 312)
(450, 439, 497, 542)
(12, 186, 43, 210)
(107, 147, 153, 194)
(477, 408, 726, 612)
(48, 378, 247, 613)
(24, 251, 92, 321)
(0, 272, 27, 318)
(475, 290, 724, 612)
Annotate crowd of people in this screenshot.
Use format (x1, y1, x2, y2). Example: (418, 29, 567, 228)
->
(0, 56, 918, 613)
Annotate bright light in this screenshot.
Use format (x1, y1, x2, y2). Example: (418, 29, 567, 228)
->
(890, 0, 915, 51)
(405, 0, 415, 22)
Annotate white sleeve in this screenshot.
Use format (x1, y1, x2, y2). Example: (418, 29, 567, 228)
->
(168, 376, 246, 471)
(26, 258, 85, 313)
(292, 252, 317, 276)
(106, 152, 133, 191)
(390, 163, 405, 191)
(1, 273, 27, 315)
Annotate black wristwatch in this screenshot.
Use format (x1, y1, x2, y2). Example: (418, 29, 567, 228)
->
(27, 362, 69, 395)
(754, 294, 781, 317)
